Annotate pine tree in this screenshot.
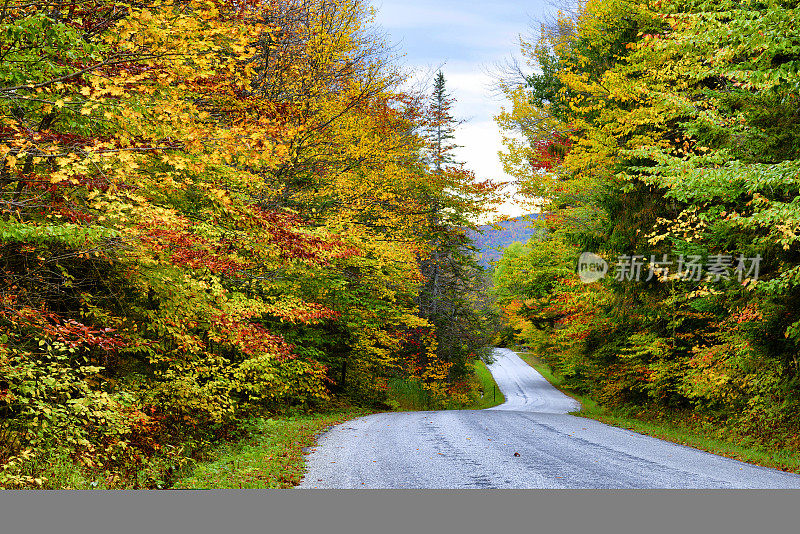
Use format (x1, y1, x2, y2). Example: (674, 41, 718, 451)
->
(415, 71, 498, 380)
(426, 71, 461, 173)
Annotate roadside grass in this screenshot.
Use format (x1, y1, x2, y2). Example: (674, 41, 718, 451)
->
(387, 359, 505, 411)
(386, 377, 429, 411)
(470, 359, 505, 409)
(516, 350, 800, 474)
(171, 410, 367, 489)
(2, 449, 104, 490)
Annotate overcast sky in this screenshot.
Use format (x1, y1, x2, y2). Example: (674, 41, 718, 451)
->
(372, 0, 558, 219)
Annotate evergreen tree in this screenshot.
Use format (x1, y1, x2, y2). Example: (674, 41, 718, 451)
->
(415, 71, 499, 381)
(426, 71, 461, 173)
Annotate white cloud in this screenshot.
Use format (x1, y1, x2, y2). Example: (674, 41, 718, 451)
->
(453, 120, 530, 221)
(371, 1, 556, 218)
(452, 121, 502, 179)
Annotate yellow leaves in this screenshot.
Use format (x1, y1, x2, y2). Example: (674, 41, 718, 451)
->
(161, 153, 190, 171)
(49, 172, 67, 184)
(209, 187, 231, 206)
(117, 134, 132, 148)
(55, 155, 76, 168)
(647, 232, 669, 246)
(199, 1, 220, 20)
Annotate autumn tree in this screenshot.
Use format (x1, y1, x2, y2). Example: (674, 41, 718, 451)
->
(496, 0, 800, 448)
(0, 0, 449, 487)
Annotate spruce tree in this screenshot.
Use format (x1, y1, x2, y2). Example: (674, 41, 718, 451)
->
(416, 71, 497, 381)
(426, 71, 461, 172)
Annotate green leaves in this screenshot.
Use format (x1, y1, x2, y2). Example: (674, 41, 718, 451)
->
(0, 11, 103, 90)
(0, 220, 120, 246)
(497, 0, 800, 449)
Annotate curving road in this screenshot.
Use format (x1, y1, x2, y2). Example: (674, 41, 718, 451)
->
(298, 348, 800, 488)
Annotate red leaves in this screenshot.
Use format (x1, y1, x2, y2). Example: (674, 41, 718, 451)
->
(253, 208, 359, 262)
(0, 302, 125, 352)
(527, 132, 572, 171)
(395, 326, 438, 378)
(257, 210, 324, 261)
(139, 224, 248, 276)
(137, 206, 360, 276)
(731, 303, 763, 324)
(276, 302, 339, 324)
(212, 313, 294, 359)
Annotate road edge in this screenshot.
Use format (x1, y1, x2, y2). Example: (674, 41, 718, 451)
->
(514, 349, 800, 475)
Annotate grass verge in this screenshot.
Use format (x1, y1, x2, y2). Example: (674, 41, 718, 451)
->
(386, 377, 429, 411)
(516, 350, 800, 474)
(387, 359, 506, 411)
(470, 359, 505, 409)
(171, 410, 367, 489)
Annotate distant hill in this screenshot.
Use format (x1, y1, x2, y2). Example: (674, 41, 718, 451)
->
(467, 214, 542, 269)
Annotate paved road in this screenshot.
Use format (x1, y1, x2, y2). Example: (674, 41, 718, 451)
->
(298, 348, 800, 488)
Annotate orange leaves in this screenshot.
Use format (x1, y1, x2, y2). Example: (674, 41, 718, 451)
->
(266, 301, 339, 324)
(138, 222, 246, 276)
(254, 209, 341, 262)
(133, 203, 357, 278)
(211, 313, 293, 359)
(0, 302, 126, 353)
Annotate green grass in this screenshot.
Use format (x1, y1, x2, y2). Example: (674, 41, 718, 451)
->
(516, 350, 800, 475)
(1, 448, 102, 490)
(470, 359, 505, 409)
(386, 377, 430, 411)
(387, 360, 505, 411)
(171, 411, 367, 489)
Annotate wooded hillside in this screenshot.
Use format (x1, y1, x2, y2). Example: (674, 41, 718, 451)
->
(0, 0, 499, 488)
(495, 0, 800, 452)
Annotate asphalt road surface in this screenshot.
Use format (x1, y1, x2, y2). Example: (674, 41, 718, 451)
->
(298, 348, 800, 488)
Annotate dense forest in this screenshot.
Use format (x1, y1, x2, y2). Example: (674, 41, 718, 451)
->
(0, 0, 502, 488)
(494, 0, 800, 452)
(5, 0, 799, 490)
